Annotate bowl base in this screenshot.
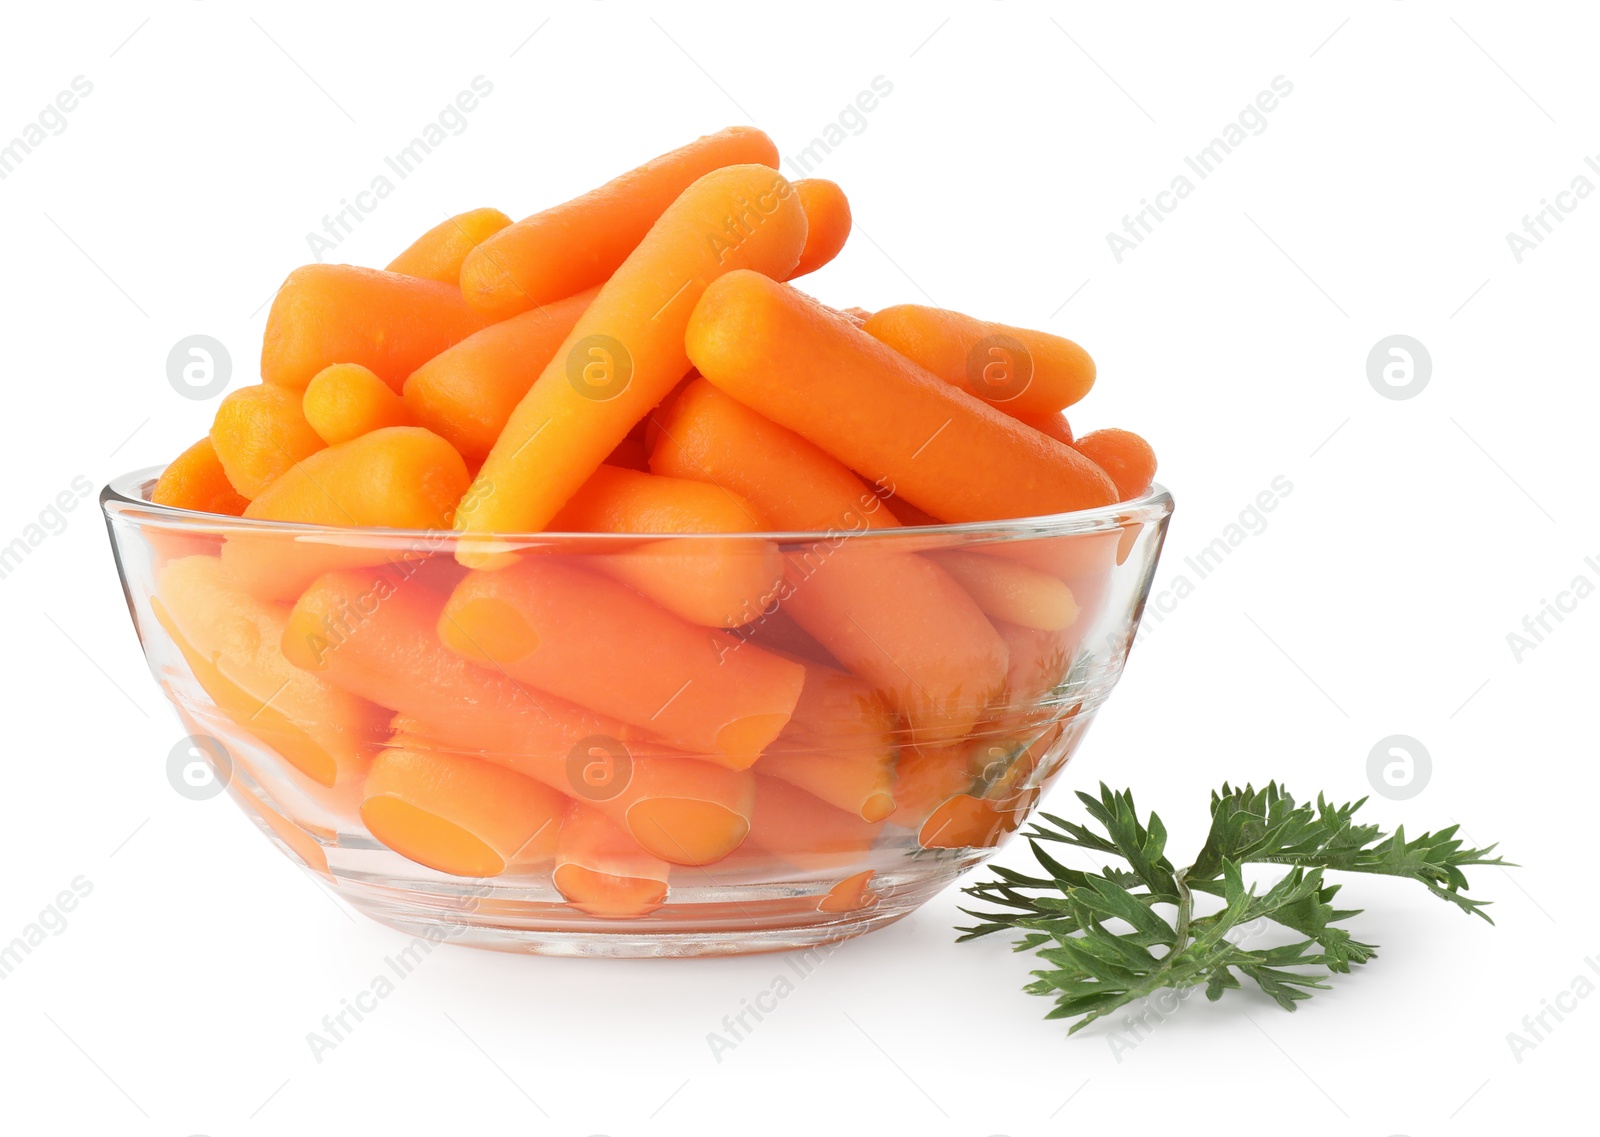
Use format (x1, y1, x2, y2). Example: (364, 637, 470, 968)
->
(313, 855, 979, 959)
(348, 895, 916, 958)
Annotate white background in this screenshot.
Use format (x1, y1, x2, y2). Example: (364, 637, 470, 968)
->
(1, 2, 1595, 1133)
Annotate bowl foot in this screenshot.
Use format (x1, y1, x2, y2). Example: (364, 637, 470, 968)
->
(320, 859, 972, 959)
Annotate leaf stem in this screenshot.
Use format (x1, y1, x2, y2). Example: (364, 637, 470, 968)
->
(1171, 866, 1193, 958)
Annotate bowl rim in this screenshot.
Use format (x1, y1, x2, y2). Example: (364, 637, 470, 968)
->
(101, 465, 1174, 544)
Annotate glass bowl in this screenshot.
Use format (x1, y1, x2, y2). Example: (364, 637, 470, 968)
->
(102, 468, 1172, 957)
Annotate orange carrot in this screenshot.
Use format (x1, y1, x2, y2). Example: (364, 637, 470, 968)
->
(302, 363, 414, 444)
(549, 465, 783, 627)
(564, 742, 754, 866)
(649, 378, 898, 533)
(459, 126, 780, 320)
(687, 272, 1118, 522)
(883, 740, 1019, 849)
(402, 286, 598, 462)
(221, 428, 468, 601)
(917, 792, 1014, 850)
(548, 463, 763, 533)
(932, 550, 1080, 631)
(553, 800, 670, 917)
(152, 437, 249, 515)
(745, 775, 883, 872)
(863, 303, 1096, 414)
(362, 742, 564, 877)
(209, 385, 325, 499)
(286, 565, 550, 721)
(885, 744, 974, 830)
(790, 178, 851, 276)
(156, 555, 384, 788)
(994, 620, 1074, 705)
(1019, 411, 1073, 446)
(817, 870, 878, 913)
(757, 661, 896, 821)
(455, 164, 809, 558)
(649, 375, 1007, 741)
(261, 264, 494, 392)
(437, 559, 805, 767)
(285, 569, 754, 865)
(599, 538, 784, 629)
(386, 207, 512, 283)
(243, 426, 468, 528)
(786, 546, 1008, 743)
(1073, 428, 1158, 500)
(408, 726, 756, 868)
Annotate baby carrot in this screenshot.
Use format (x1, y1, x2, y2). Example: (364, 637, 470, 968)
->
(917, 791, 1014, 850)
(863, 303, 1096, 414)
(1073, 427, 1158, 500)
(386, 207, 512, 283)
(286, 570, 754, 865)
(885, 744, 974, 831)
(243, 426, 469, 529)
(599, 538, 785, 630)
(745, 775, 884, 873)
(302, 363, 414, 444)
(883, 741, 1019, 849)
(285, 566, 551, 723)
(994, 620, 1075, 705)
(362, 743, 565, 877)
(459, 126, 780, 320)
(649, 378, 898, 533)
(223, 428, 468, 600)
(553, 800, 670, 917)
(402, 286, 598, 462)
(1019, 411, 1074, 446)
(686, 272, 1118, 522)
(157, 623, 374, 829)
(405, 722, 755, 867)
(152, 437, 249, 516)
(571, 744, 754, 866)
(817, 869, 878, 913)
(932, 550, 1080, 632)
(548, 463, 763, 533)
(455, 163, 809, 558)
(209, 384, 325, 499)
(648, 376, 1006, 741)
(261, 264, 494, 392)
(437, 559, 805, 767)
(790, 178, 851, 277)
(156, 555, 385, 788)
(549, 466, 783, 628)
(787, 546, 1009, 743)
(757, 662, 896, 822)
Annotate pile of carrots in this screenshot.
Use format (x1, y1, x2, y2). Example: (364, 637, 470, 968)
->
(147, 126, 1157, 919)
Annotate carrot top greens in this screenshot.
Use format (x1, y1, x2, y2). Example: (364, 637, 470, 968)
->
(958, 782, 1511, 1034)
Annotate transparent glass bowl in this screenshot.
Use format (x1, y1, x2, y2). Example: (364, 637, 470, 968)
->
(102, 468, 1172, 957)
